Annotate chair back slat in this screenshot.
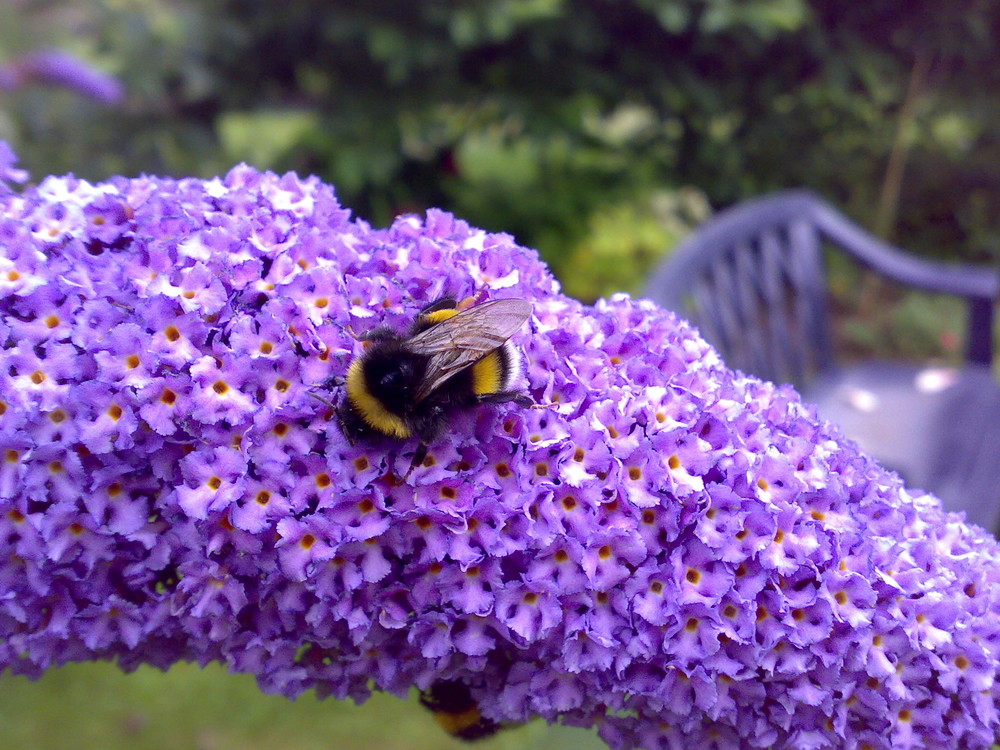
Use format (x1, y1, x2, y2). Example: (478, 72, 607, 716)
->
(787, 219, 835, 377)
(730, 239, 772, 378)
(758, 228, 805, 384)
(967, 297, 995, 366)
(690, 271, 730, 355)
(705, 254, 745, 362)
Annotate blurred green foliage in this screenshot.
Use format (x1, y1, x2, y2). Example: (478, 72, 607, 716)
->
(2, 0, 999, 303)
(825, 253, 970, 363)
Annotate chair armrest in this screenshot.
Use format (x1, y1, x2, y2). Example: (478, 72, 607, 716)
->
(807, 194, 997, 302)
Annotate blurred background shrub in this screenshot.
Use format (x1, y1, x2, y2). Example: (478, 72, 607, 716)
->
(2, 0, 998, 304)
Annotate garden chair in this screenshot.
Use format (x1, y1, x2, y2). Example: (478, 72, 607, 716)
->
(644, 189, 1000, 533)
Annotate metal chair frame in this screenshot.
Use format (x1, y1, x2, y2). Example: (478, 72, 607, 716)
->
(645, 190, 997, 388)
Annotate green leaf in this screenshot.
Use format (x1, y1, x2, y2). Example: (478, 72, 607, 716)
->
(217, 110, 320, 169)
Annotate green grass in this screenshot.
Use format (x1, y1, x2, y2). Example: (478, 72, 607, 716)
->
(0, 661, 607, 750)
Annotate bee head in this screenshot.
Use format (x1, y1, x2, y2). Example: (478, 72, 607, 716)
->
(361, 341, 427, 408)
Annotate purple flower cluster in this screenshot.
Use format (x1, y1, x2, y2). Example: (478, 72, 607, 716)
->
(0, 48, 124, 104)
(0, 49, 123, 104)
(1, 150, 998, 750)
(0, 143, 28, 196)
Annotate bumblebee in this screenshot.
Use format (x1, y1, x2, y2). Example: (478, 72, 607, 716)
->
(338, 297, 532, 465)
(419, 680, 503, 741)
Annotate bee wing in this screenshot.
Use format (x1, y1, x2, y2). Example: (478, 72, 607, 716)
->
(406, 299, 531, 401)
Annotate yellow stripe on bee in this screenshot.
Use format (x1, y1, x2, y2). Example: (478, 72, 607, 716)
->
(432, 707, 484, 736)
(421, 308, 459, 324)
(345, 358, 412, 439)
(471, 350, 503, 395)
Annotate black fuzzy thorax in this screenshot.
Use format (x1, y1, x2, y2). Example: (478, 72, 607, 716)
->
(419, 679, 501, 741)
(361, 338, 429, 416)
(345, 337, 484, 444)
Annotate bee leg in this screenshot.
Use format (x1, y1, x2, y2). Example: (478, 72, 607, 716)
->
(402, 442, 429, 479)
(314, 372, 345, 390)
(338, 415, 358, 445)
(476, 390, 534, 408)
(308, 373, 347, 413)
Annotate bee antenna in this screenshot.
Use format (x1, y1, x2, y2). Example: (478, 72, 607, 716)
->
(307, 391, 337, 409)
